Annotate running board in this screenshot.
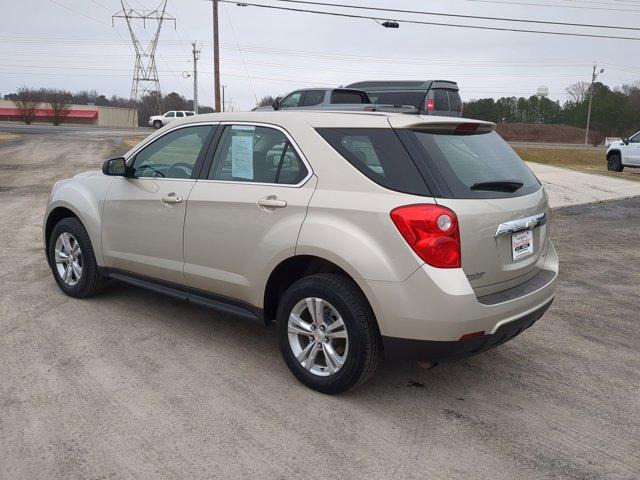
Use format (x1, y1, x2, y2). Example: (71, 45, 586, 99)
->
(106, 269, 262, 323)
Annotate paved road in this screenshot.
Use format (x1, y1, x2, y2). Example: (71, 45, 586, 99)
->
(527, 162, 640, 208)
(1, 133, 639, 479)
(0, 123, 147, 138)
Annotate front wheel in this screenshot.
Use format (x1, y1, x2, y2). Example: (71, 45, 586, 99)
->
(48, 217, 106, 298)
(607, 153, 624, 172)
(277, 274, 382, 394)
(153, 120, 163, 129)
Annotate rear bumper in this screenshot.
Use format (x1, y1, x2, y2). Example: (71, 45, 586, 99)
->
(382, 299, 552, 361)
(356, 239, 558, 349)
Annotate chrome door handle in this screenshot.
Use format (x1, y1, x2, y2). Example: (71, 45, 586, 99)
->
(257, 195, 287, 211)
(161, 193, 183, 205)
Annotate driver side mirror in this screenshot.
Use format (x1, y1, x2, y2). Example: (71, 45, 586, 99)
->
(272, 99, 280, 110)
(624, 139, 630, 145)
(102, 157, 127, 176)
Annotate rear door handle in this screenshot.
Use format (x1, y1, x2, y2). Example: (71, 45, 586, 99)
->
(257, 195, 287, 211)
(161, 192, 183, 205)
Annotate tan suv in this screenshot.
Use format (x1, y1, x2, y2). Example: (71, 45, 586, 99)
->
(43, 111, 558, 394)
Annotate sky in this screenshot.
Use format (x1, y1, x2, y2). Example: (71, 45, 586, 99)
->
(1, 0, 639, 111)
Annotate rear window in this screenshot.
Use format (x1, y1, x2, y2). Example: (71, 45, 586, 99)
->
(433, 90, 449, 111)
(366, 91, 425, 108)
(331, 91, 368, 104)
(448, 91, 462, 112)
(316, 128, 430, 196)
(410, 130, 540, 198)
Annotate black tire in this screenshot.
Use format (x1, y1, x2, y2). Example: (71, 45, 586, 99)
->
(277, 273, 382, 394)
(48, 217, 106, 298)
(607, 153, 624, 172)
(153, 120, 163, 129)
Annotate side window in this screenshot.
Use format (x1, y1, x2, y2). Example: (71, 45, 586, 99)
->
(316, 128, 430, 196)
(185, 112, 195, 116)
(280, 92, 303, 108)
(629, 133, 640, 143)
(208, 125, 308, 185)
(301, 90, 326, 107)
(331, 91, 367, 104)
(176, 112, 184, 118)
(131, 125, 213, 179)
(165, 112, 175, 118)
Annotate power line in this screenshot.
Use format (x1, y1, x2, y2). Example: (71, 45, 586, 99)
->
(266, 0, 640, 32)
(219, 1, 640, 41)
(447, 0, 640, 13)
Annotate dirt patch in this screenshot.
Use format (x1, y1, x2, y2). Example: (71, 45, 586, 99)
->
(498, 124, 585, 144)
(516, 146, 640, 182)
(0, 132, 21, 143)
(121, 135, 146, 151)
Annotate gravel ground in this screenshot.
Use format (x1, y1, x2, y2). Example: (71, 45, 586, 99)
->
(0, 130, 638, 480)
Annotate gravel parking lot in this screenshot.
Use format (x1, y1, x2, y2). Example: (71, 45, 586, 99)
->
(1, 128, 639, 479)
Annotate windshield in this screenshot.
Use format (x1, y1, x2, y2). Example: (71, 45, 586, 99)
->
(411, 130, 540, 198)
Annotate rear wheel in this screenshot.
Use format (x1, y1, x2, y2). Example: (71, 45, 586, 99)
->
(277, 274, 382, 394)
(607, 153, 624, 172)
(48, 217, 105, 298)
(153, 120, 163, 129)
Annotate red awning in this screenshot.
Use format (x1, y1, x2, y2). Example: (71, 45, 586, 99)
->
(0, 107, 98, 119)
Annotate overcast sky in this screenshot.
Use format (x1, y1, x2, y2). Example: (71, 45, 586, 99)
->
(1, 0, 639, 111)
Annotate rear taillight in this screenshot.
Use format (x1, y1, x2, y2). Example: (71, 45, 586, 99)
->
(390, 204, 461, 269)
(426, 98, 434, 112)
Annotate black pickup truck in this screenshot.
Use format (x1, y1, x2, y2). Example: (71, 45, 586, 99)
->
(346, 80, 463, 117)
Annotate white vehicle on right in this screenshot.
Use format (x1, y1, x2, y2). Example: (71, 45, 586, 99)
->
(606, 131, 640, 172)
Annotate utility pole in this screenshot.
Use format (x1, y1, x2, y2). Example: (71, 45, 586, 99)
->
(113, 0, 176, 115)
(192, 42, 200, 114)
(221, 85, 227, 112)
(585, 63, 604, 145)
(212, 0, 221, 112)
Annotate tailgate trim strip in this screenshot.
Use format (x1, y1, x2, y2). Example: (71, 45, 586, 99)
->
(495, 213, 546, 237)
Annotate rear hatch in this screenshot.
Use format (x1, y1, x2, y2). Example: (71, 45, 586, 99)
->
(393, 119, 549, 295)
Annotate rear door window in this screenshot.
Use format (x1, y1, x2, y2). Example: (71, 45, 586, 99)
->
(301, 90, 326, 106)
(316, 128, 430, 196)
(409, 130, 540, 198)
(209, 125, 308, 185)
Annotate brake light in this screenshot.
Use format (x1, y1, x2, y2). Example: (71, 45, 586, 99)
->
(426, 98, 434, 112)
(390, 204, 461, 268)
(454, 123, 478, 135)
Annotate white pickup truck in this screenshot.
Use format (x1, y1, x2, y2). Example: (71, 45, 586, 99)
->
(606, 131, 640, 172)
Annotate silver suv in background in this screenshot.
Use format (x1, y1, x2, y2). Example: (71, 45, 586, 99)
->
(255, 87, 416, 113)
(347, 80, 463, 117)
(44, 111, 557, 394)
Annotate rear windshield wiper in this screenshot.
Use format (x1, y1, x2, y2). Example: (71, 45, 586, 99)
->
(470, 180, 524, 192)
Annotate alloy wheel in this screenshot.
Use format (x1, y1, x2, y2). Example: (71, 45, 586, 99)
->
(287, 297, 349, 377)
(54, 232, 83, 286)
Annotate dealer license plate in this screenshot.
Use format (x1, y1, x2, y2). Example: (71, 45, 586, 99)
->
(512, 230, 534, 261)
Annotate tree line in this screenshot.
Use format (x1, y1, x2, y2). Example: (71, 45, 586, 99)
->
(6, 87, 215, 127)
(463, 81, 640, 144)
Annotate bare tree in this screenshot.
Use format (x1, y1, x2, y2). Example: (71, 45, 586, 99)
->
(13, 86, 41, 125)
(256, 95, 283, 108)
(44, 89, 72, 126)
(565, 81, 591, 104)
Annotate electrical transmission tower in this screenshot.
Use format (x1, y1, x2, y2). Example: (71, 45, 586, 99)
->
(113, 0, 176, 114)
